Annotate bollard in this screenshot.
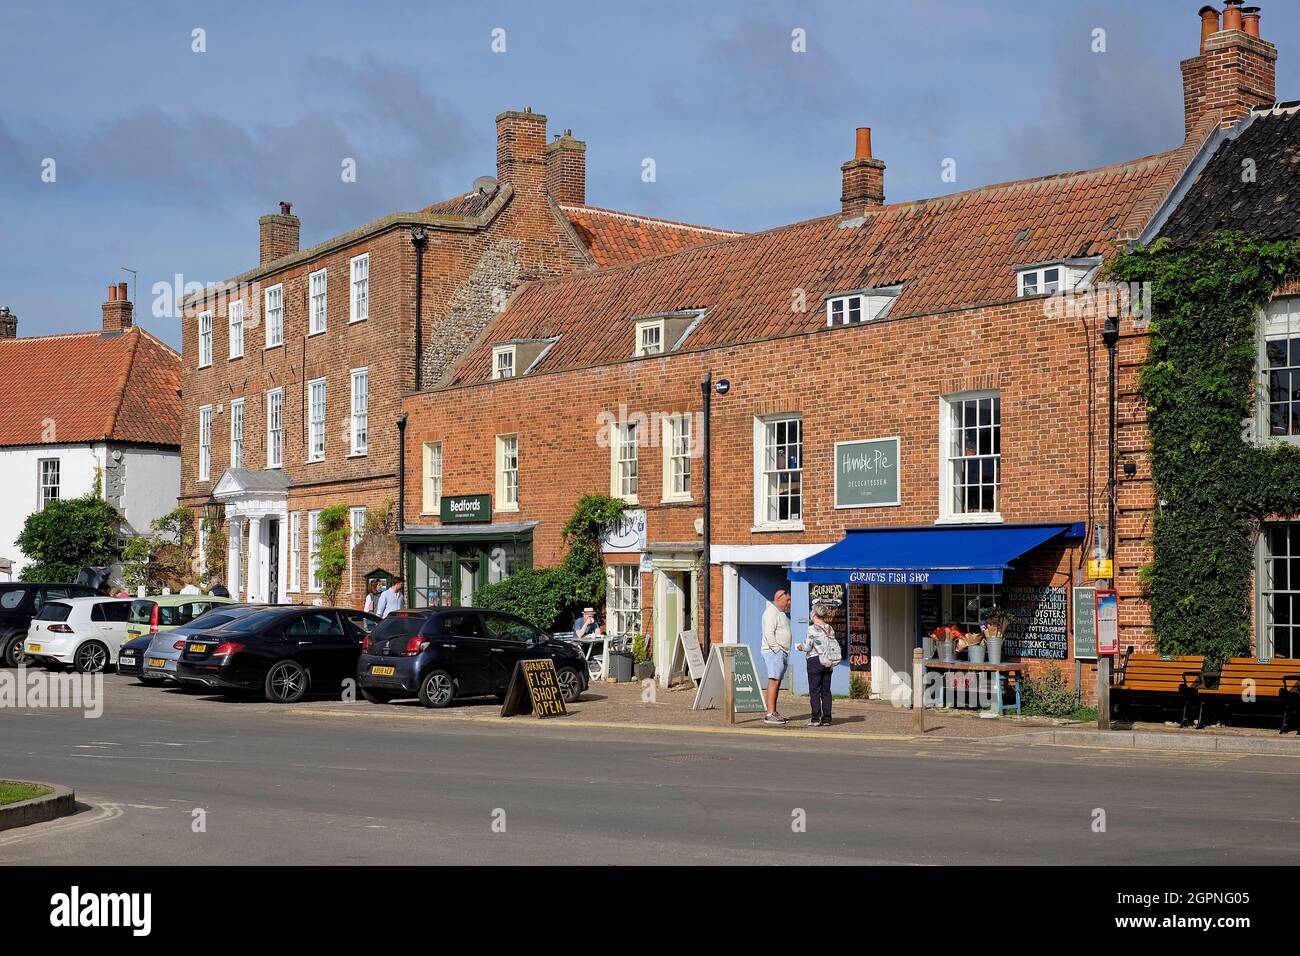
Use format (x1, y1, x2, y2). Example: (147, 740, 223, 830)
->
(1097, 655, 1111, 731)
(911, 647, 924, 734)
(722, 646, 736, 725)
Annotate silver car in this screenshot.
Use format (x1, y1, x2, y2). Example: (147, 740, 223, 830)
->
(140, 605, 268, 683)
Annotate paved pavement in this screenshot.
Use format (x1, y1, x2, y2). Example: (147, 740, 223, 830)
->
(2, 675, 1299, 865)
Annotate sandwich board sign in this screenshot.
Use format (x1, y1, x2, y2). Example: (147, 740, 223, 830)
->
(500, 658, 568, 718)
(691, 644, 766, 713)
(669, 630, 707, 685)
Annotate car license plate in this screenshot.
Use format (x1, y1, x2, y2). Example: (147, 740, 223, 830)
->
(189, 644, 207, 653)
(128, 630, 141, 639)
(148, 658, 167, 667)
(28, 643, 41, 653)
(370, 665, 396, 677)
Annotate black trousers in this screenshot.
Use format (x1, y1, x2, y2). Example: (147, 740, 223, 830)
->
(807, 657, 833, 721)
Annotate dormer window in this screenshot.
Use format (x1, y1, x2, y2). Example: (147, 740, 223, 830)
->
(493, 345, 516, 380)
(1018, 266, 1061, 297)
(824, 286, 901, 327)
(636, 320, 664, 357)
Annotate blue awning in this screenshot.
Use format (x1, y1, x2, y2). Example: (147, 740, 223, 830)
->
(788, 522, 1084, 585)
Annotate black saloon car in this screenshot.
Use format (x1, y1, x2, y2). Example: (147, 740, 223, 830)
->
(0, 582, 99, 666)
(175, 607, 379, 703)
(356, 608, 588, 708)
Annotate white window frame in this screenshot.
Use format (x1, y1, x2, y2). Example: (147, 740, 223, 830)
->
(496, 433, 519, 512)
(307, 509, 322, 593)
(492, 345, 516, 380)
(266, 387, 284, 469)
(348, 506, 366, 594)
(228, 299, 245, 359)
(753, 414, 803, 530)
(939, 390, 1002, 523)
(198, 311, 213, 368)
(198, 405, 213, 481)
(1257, 297, 1300, 444)
(38, 458, 60, 510)
(1017, 266, 1062, 297)
(610, 421, 639, 503)
(423, 441, 443, 514)
(307, 377, 327, 462)
(350, 253, 369, 323)
(309, 268, 328, 334)
(229, 398, 244, 469)
(289, 511, 301, 593)
(825, 290, 897, 327)
(635, 319, 664, 357)
(661, 413, 692, 502)
(349, 367, 369, 456)
(1257, 522, 1300, 659)
(606, 564, 643, 638)
(264, 283, 284, 348)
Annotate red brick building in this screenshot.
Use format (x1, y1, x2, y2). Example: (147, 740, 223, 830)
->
(399, 4, 1285, 703)
(177, 109, 736, 606)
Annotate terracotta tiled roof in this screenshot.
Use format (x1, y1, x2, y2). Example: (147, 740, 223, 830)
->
(1159, 104, 1300, 245)
(559, 204, 742, 267)
(0, 327, 181, 449)
(450, 151, 1183, 384)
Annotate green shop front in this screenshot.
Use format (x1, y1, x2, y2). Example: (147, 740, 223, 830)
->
(398, 495, 536, 608)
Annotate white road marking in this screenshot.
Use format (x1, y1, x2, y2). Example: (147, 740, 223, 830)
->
(0, 802, 122, 847)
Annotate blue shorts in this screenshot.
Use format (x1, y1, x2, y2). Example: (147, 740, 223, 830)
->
(762, 650, 788, 682)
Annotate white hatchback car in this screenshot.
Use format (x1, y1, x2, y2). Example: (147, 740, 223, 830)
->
(25, 597, 135, 673)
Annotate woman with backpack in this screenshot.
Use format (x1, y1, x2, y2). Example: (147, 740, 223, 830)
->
(797, 601, 841, 726)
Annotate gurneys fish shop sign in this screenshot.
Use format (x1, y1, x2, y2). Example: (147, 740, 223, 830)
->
(835, 437, 900, 509)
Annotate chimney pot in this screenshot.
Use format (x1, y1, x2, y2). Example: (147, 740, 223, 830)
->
(279, 201, 292, 215)
(117, 281, 128, 301)
(108, 283, 118, 302)
(1222, 0, 1244, 31)
(1242, 6, 1261, 37)
(855, 127, 873, 161)
(1199, 5, 1221, 51)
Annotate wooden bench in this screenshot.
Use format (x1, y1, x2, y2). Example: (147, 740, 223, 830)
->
(1111, 652, 1205, 727)
(1196, 658, 1300, 733)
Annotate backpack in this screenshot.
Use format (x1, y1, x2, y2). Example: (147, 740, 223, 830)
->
(810, 623, 842, 666)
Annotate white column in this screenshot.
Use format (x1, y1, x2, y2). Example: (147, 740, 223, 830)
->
(721, 562, 739, 644)
(247, 517, 263, 602)
(277, 510, 290, 604)
(226, 515, 241, 600)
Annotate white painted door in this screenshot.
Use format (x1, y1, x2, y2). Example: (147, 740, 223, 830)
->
(870, 584, 916, 704)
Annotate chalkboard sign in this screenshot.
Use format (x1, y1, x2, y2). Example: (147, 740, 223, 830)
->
(500, 658, 568, 718)
(1001, 586, 1068, 660)
(810, 583, 845, 608)
(691, 644, 767, 713)
(918, 586, 941, 639)
(1072, 587, 1098, 660)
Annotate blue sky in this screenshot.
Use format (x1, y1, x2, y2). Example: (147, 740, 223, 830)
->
(2, 0, 1297, 347)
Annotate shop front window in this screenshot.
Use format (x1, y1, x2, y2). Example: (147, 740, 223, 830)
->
(411, 545, 455, 608)
(607, 564, 642, 638)
(1260, 523, 1300, 658)
(486, 539, 529, 584)
(946, 584, 1002, 631)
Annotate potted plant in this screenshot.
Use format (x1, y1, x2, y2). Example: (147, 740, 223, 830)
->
(631, 632, 655, 681)
(980, 606, 1012, 664)
(932, 625, 960, 663)
(961, 630, 986, 664)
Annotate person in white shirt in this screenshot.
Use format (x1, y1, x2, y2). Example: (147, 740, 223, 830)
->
(363, 579, 383, 615)
(374, 577, 405, 618)
(796, 602, 836, 726)
(760, 588, 792, 724)
(179, 581, 201, 595)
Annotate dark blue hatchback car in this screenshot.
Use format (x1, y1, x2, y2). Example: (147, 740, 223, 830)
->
(356, 608, 588, 708)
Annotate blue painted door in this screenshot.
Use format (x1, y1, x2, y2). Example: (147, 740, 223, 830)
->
(738, 565, 789, 684)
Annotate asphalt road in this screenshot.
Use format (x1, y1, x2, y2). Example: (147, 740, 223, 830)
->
(3, 676, 1299, 865)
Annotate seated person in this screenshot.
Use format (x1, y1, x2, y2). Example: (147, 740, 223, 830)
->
(573, 606, 604, 640)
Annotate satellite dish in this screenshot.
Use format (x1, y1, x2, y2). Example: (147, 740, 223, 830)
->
(473, 176, 499, 196)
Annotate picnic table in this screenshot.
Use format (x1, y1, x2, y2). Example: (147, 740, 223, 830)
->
(922, 659, 1025, 716)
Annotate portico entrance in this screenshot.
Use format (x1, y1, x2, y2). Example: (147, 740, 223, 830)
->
(212, 467, 290, 604)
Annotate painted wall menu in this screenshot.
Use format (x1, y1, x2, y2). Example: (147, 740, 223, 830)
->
(849, 586, 871, 671)
(1001, 585, 1068, 660)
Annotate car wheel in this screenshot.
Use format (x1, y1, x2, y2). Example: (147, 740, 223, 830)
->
(74, 641, 110, 674)
(360, 687, 395, 704)
(3, 633, 27, 668)
(418, 670, 456, 709)
(557, 666, 583, 703)
(264, 660, 309, 703)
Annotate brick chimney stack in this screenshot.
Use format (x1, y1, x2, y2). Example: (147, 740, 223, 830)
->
(544, 129, 586, 205)
(0, 306, 16, 339)
(495, 108, 548, 196)
(102, 281, 133, 333)
(259, 201, 300, 265)
(1181, 3, 1277, 137)
(841, 126, 885, 217)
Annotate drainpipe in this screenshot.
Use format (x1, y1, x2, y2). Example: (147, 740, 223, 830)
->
(1103, 317, 1119, 583)
(700, 373, 712, 651)
(397, 411, 408, 605)
(410, 227, 427, 390)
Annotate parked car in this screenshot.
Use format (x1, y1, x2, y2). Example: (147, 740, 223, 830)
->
(114, 634, 152, 680)
(175, 607, 379, 703)
(125, 594, 236, 646)
(0, 582, 100, 667)
(24, 597, 136, 673)
(356, 607, 588, 709)
(138, 604, 270, 684)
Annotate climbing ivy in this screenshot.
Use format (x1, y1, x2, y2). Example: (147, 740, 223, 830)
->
(1105, 233, 1300, 666)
